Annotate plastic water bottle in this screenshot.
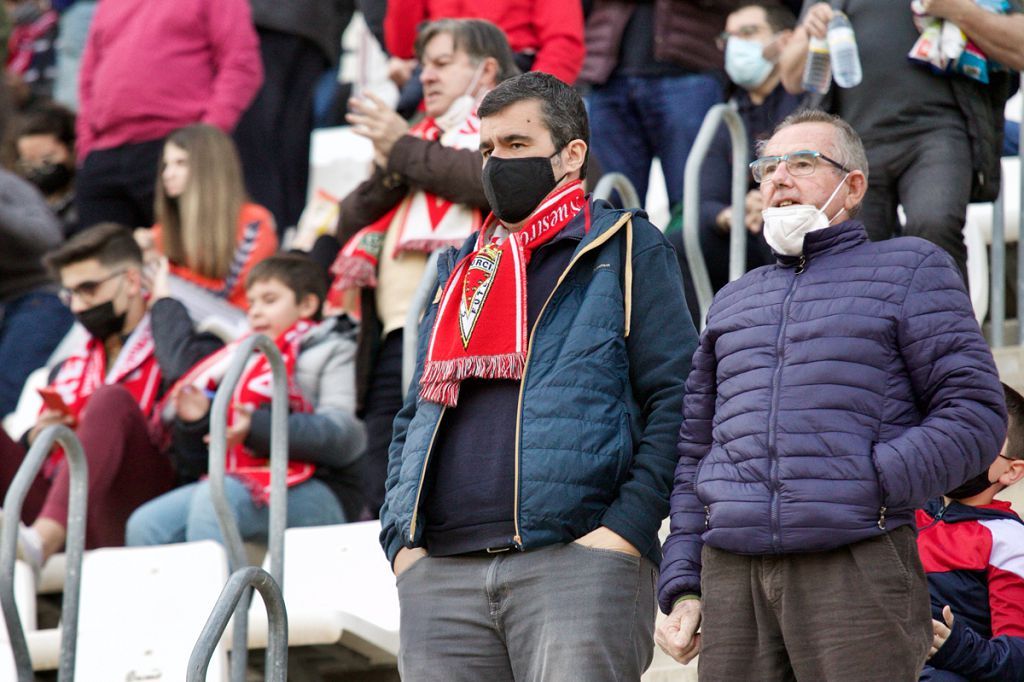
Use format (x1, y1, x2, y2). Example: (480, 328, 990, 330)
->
(801, 36, 831, 94)
(827, 11, 862, 88)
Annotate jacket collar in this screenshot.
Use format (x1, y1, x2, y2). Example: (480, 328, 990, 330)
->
(775, 219, 869, 268)
(923, 497, 1023, 524)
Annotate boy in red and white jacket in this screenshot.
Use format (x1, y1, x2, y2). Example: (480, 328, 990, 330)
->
(917, 382, 1024, 682)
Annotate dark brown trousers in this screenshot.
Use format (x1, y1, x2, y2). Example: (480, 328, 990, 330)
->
(699, 525, 932, 682)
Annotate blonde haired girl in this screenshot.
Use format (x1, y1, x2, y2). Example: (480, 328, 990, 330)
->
(144, 124, 277, 309)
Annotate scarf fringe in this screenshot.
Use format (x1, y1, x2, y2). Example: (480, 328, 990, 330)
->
(419, 353, 526, 406)
(398, 237, 468, 255)
(331, 256, 378, 290)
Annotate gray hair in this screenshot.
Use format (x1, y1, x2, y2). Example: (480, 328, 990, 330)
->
(757, 109, 868, 216)
(414, 19, 520, 84)
(758, 109, 869, 181)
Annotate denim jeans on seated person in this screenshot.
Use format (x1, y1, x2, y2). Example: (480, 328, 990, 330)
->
(124, 475, 345, 546)
(587, 72, 723, 208)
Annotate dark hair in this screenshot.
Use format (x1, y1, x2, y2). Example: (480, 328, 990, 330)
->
(735, 2, 797, 33)
(478, 71, 589, 179)
(1004, 383, 1024, 460)
(14, 102, 76, 150)
(45, 222, 142, 272)
(246, 254, 327, 321)
(415, 18, 520, 84)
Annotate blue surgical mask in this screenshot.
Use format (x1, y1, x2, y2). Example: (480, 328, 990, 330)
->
(724, 38, 773, 89)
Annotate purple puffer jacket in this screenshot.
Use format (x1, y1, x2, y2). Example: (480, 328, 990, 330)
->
(658, 220, 1007, 613)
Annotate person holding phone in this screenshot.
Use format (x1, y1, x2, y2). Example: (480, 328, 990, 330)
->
(0, 222, 222, 571)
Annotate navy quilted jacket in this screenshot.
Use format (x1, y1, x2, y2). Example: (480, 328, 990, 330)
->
(658, 220, 1007, 612)
(380, 201, 696, 566)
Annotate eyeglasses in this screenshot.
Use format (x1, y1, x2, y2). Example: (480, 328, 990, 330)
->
(749, 150, 850, 183)
(59, 269, 125, 306)
(715, 24, 770, 51)
(998, 454, 1019, 463)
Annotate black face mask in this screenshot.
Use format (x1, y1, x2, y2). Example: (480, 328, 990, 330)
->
(482, 152, 563, 224)
(946, 469, 996, 500)
(75, 301, 126, 341)
(21, 162, 73, 195)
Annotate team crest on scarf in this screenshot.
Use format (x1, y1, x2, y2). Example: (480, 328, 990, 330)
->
(459, 243, 502, 347)
(420, 181, 587, 406)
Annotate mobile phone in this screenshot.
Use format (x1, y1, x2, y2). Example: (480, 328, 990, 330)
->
(37, 387, 73, 416)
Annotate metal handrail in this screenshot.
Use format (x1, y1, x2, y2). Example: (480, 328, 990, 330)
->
(991, 179, 1007, 346)
(682, 103, 750, 329)
(593, 172, 642, 211)
(0, 425, 88, 681)
(187, 567, 288, 682)
(403, 250, 443, 394)
(988, 88, 1024, 347)
(207, 334, 288, 682)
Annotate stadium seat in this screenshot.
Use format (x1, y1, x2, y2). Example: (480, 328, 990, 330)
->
(244, 521, 399, 664)
(72, 541, 230, 680)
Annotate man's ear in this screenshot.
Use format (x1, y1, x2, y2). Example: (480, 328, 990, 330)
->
(124, 266, 144, 297)
(844, 170, 867, 213)
(479, 57, 500, 91)
(559, 139, 588, 179)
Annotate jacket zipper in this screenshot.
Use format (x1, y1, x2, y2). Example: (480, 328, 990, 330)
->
(767, 256, 804, 552)
(511, 214, 633, 548)
(917, 501, 950, 533)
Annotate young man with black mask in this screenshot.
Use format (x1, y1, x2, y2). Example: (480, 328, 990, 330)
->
(0, 222, 221, 571)
(379, 71, 697, 681)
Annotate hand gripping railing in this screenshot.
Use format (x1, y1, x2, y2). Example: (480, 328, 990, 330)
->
(187, 567, 288, 682)
(682, 103, 750, 329)
(207, 334, 288, 682)
(0, 425, 88, 681)
(593, 172, 642, 211)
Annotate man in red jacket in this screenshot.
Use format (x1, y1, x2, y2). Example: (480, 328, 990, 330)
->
(75, 0, 263, 232)
(384, 0, 584, 116)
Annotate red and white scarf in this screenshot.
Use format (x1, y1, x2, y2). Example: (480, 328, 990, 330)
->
(45, 315, 163, 475)
(328, 113, 483, 295)
(172, 320, 315, 503)
(420, 181, 587, 407)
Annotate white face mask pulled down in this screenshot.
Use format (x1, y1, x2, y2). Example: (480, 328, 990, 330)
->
(436, 63, 486, 131)
(761, 174, 849, 257)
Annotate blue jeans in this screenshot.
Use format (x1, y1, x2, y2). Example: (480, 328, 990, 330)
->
(124, 476, 345, 546)
(1004, 119, 1020, 157)
(53, 1, 97, 110)
(0, 291, 74, 418)
(587, 73, 723, 208)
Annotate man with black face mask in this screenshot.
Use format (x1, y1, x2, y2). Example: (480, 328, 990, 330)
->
(380, 71, 697, 681)
(917, 382, 1024, 682)
(0, 222, 221, 572)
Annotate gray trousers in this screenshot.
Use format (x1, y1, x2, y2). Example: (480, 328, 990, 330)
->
(698, 525, 932, 682)
(860, 128, 973, 282)
(396, 542, 658, 681)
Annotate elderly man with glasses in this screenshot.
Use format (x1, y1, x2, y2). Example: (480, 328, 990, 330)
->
(0, 222, 222, 573)
(656, 109, 1007, 681)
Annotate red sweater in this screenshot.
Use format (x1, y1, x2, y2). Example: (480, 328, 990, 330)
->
(384, 0, 584, 85)
(77, 0, 262, 159)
